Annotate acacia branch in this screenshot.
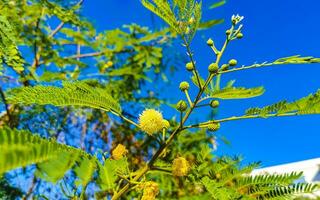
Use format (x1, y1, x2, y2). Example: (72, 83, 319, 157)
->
(184, 112, 301, 129)
(111, 24, 233, 200)
(0, 86, 12, 126)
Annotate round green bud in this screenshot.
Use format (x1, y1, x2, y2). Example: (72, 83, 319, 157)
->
(210, 100, 220, 108)
(208, 63, 219, 74)
(221, 64, 229, 71)
(236, 32, 243, 39)
(207, 123, 220, 132)
(206, 38, 214, 46)
(185, 62, 194, 71)
(162, 120, 170, 129)
(228, 59, 237, 66)
(179, 81, 190, 91)
(226, 30, 231, 36)
(176, 100, 188, 112)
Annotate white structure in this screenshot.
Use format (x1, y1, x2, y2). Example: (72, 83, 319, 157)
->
(252, 158, 320, 198)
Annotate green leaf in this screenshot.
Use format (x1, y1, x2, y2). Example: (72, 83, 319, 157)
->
(35, 151, 79, 183)
(0, 127, 96, 183)
(74, 156, 97, 187)
(96, 157, 130, 191)
(245, 90, 320, 117)
(210, 86, 265, 99)
(209, 0, 226, 9)
(198, 19, 224, 30)
(7, 81, 122, 114)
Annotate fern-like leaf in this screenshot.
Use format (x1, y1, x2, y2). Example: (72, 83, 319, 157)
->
(263, 183, 318, 199)
(0, 127, 97, 185)
(7, 81, 122, 113)
(245, 90, 320, 117)
(210, 86, 265, 99)
(141, 0, 179, 33)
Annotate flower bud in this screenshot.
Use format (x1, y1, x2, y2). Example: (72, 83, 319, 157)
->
(208, 63, 219, 74)
(207, 123, 220, 132)
(206, 38, 214, 46)
(176, 100, 188, 112)
(106, 61, 113, 67)
(210, 100, 219, 108)
(226, 30, 231, 36)
(236, 32, 243, 39)
(179, 81, 190, 91)
(162, 120, 170, 129)
(112, 144, 128, 160)
(221, 64, 229, 71)
(172, 157, 190, 177)
(185, 62, 194, 71)
(228, 59, 237, 66)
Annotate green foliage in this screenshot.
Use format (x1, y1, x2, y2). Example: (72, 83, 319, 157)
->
(210, 86, 265, 99)
(7, 81, 122, 114)
(0, 177, 23, 199)
(209, 0, 226, 9)
(1, 0, 320, 199)
(0, 16, 24, 73)
(141, 0, 223, 41)
(245, 90, 320, 117)
(0, 127, 96, 184)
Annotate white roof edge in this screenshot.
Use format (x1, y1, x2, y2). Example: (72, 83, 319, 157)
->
(252, 157, 320, 175)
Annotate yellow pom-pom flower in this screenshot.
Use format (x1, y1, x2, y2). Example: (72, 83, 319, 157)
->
(112, 144, 128, 160)
(141, 181, 159, 200)
(139, 109, 164, 135)
(172, 157, 190, 177)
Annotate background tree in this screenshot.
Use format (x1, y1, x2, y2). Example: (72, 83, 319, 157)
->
(0, 0, 320, 200)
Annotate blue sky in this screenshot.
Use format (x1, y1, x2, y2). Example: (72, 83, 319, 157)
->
(81, 1, 320, 167)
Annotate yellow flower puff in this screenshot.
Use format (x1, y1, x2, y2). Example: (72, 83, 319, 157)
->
(141, 181, 159, 200)
(172, 157, 190, 177)
(112, 144, 128, 160)
(139, 109, 164, 135)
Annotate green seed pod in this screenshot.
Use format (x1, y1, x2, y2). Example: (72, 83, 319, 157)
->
(228, 59, 237, 66)
(185, 62, 194, 71)
(176, 100, 188, 112)
(179, 82, 190, 91)
(206, 38, 214, 46)
(210, 100, 220, 108)
(208, 63, 219, 74)
(226, 30, 231, 36)
(236, 32, 243, 39)
(207, 123, 220, 132)
(221, 64, 229, 71)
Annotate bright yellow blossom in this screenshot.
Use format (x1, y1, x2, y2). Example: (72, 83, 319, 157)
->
(112, 144, 128, 160)
(141, 181, 159, 200)
(172, 157, 190, 177)
(139, 109, 164, 135)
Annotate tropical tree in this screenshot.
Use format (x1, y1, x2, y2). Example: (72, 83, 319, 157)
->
(0, 0, 319, 199)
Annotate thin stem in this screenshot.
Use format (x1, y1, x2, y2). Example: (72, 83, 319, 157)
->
(110, 110, 139, 127)
(184, 112, 300, 129)
(195, 103, 210, 108)
(182, 36, 202, 89)
(184, 90, 193, 106)
(219, 62, 274, 75)
(150, 166, 172, 174)
(0, 86, 12, 126)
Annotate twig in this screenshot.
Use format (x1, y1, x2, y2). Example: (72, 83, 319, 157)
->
(0, 86, 12, 126)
